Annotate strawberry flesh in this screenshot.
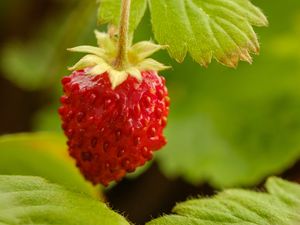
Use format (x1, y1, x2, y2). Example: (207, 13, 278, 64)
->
(59, 70, 169, 186)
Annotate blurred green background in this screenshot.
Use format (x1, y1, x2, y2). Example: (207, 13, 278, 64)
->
(1, 0, 300, 224)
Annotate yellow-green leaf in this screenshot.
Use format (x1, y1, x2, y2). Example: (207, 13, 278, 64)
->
(147, 177, 300, 225)
(0, 132, 97, 197)
(149, 0, 268, 67)
(0, 175, 130, 225)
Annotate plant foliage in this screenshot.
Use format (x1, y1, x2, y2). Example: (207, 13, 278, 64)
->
(147, 177, 300, 225)
(0, 133, 96, 196)
(98, 0, 268, 67)
(0, 175, 129, 225)
(1, 176, 300, 225)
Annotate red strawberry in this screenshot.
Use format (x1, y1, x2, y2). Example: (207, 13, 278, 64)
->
(59, 31, 170, 185)
(59, 69, 169, 185)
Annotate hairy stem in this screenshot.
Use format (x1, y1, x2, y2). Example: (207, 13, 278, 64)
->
(114, 0, 131, 69)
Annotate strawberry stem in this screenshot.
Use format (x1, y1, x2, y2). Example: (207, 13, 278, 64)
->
(114, 0, 131, 70)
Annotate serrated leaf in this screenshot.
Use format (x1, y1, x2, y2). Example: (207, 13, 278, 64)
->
(152, 2, 300, 188)
(97, 0, 147, 33)
(0, 132, 96, 197)
(0, 175, 130, 225)
(148, 0, 268, 67)
(147, 177, 300, 225)
(152, 7, 300, 188)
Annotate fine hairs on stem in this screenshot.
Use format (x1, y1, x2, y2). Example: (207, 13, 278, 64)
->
(114, 0, 131, 69)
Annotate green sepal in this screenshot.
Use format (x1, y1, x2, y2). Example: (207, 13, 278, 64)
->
(68, 30, 169, 89)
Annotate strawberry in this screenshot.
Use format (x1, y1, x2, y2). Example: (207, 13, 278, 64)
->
(59, 31, 170, 186)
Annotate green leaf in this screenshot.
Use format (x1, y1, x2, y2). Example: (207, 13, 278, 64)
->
(0, 175, 130, 225)
(148, 0, 268, 67)
(151, 1, 300, 188)
(97, 0, 147, 33)
(0, 132, 97, 197)
(147, 177, 300, 225)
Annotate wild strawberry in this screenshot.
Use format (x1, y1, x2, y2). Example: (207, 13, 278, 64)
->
(59, 31, 170, 186)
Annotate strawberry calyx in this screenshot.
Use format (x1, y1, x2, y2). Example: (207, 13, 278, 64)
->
(68, 30, 170, 89)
